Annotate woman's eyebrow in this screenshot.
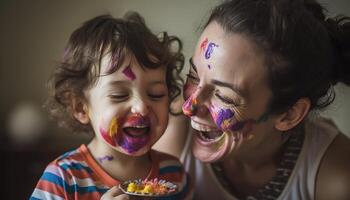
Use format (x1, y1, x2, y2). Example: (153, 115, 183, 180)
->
(211, 79, 247, 99)
(189, 57, 198, 72)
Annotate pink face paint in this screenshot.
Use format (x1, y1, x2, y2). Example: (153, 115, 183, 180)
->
(200, 38, 209, 53)
(97, 155, 114, 163)
(122, 66, 136, 80)
(182, 95, 198, 116)
(117, 113, 151, 153)
(205, 42, 219, 59)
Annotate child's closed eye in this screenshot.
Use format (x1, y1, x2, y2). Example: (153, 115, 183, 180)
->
(108, 94, 129, 102)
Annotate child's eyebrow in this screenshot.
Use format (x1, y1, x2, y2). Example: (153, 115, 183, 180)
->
(189, 57, 198, 73)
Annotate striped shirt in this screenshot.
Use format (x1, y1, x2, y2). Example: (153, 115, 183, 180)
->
(30, 144, 193, 200)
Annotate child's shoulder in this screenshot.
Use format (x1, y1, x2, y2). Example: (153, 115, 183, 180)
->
(46, 145, 93, 175)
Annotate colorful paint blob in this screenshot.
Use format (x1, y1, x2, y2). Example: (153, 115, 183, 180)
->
(209, 104, 245, 132)
(109, 117, 118, 137)
(122, 66, 136, 80)
(205, 42, 219, 59)
(97, 155, 114, 163)
(182, 96, 198, 116)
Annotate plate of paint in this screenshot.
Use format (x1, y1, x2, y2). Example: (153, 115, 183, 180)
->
(119, 178, 178, 197)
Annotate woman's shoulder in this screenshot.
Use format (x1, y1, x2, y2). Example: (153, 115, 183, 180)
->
(315, 133, 350, 200)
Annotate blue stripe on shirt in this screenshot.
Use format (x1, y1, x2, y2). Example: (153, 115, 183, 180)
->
(41, 172, 108, 194)
(60, 162, 93, 174)
(159, 166, 182, 175)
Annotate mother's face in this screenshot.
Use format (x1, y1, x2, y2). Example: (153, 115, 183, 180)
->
(183, 21, 273, 162)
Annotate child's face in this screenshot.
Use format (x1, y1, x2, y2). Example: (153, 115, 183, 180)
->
(84, 53, 169, 156)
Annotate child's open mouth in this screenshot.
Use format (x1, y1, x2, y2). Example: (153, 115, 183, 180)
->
(123, 126, 150, 138)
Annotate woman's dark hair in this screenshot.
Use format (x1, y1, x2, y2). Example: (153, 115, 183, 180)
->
(206, 0, 350, 114)
(46, 12, 184, 133)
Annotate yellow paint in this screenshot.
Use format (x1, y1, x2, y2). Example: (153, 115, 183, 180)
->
(109, 117, 118, 137)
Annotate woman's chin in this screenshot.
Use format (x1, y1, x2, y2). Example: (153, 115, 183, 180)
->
(192, 131, 236, 163)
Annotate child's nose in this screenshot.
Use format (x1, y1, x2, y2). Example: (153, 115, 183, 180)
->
(131, 98, 149, 116)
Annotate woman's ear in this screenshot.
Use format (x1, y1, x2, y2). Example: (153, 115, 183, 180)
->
(274, 98, 310, 131)
(71, 96, 90, 124)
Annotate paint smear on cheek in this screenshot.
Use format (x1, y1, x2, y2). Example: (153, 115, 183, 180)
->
(209, 104, 246, 132)
(122, 66, 136, 80)
(182, 96, 198, 116)
(99, 117, 120, 147)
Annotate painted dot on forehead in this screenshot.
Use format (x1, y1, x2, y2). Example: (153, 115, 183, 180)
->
(205, 42, 219, 60)
(122, 66, 136, 80)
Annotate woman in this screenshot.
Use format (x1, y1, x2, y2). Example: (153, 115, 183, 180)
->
(157, 0, 350, 199)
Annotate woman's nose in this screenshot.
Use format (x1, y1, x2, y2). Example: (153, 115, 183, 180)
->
(131, 98, 149, 116)
(182, 87, 209, 117)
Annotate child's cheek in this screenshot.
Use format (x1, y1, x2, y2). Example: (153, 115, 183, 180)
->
(99, 116, 120, 147)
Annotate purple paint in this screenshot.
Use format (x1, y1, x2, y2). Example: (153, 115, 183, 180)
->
(118, 136, 149, 153)
(205, 42, 219, 59)
(208, 64, 211, 69)
(122, 66, 136, 80)
(97, 155, 114, 163)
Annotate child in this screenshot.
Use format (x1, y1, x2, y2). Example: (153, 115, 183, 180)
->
(30, 12, 192, 200)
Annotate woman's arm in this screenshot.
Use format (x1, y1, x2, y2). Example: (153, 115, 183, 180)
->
(315, 133, 350, 200)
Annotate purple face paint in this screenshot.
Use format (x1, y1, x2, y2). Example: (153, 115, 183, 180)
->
(97, 155, 114, 163)
(209, 104, 246, 132)
(117, 114, 151, 153)
(122, 66, 136, 80)
(205, 42, 219, 59)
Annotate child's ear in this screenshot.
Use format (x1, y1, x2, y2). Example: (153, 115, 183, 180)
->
(274, 98, 310, 131)
(71, 96, 90, 124)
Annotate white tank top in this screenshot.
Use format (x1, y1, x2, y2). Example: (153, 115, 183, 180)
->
(181, 117, 339, 200)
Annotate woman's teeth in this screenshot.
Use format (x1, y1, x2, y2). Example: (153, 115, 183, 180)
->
(191, 120, 223, 141)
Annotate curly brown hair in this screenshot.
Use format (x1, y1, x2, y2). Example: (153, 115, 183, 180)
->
(45, 12, 184, 134)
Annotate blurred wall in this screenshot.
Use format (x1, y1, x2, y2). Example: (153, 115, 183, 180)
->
(0, 0, 349, 143)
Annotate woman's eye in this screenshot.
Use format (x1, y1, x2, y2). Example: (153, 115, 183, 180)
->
(148, 94, 166, 100)
(215, 92, 239, 106)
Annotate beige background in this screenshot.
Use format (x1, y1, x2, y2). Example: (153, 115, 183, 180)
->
(1, 0, 349, 146)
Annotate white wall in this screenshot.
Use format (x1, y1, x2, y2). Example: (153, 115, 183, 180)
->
(1, 0, 349, 140)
